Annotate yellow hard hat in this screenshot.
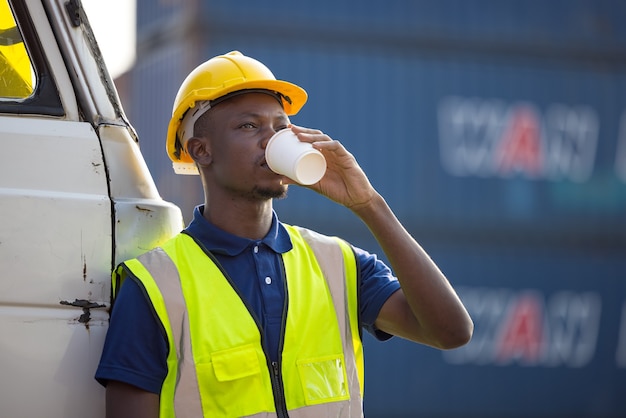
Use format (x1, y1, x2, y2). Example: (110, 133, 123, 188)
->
(166, 51, 308, 174)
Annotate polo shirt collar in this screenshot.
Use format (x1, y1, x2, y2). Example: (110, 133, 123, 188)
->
(184, 205, 292, 256)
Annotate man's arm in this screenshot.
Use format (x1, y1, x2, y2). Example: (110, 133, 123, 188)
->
(292, 125, 473, 349)
(106, 381, 159, 418)
(352, 193, 473, 348)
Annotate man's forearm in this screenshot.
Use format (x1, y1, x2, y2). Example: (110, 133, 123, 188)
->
(353, 193, 474, 348)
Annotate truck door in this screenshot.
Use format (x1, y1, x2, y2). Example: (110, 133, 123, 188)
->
(1, 1, 131, 416)
(0, 0, 184, 415)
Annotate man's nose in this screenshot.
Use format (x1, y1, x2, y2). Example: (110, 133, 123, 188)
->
(261, 126, 283, 148)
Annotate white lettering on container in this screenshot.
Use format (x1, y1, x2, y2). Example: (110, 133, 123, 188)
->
(438, 97, 599, 182)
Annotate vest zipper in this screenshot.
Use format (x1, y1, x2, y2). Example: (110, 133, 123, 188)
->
(270, 360, 289, 417)
(271, 257, 290, 417)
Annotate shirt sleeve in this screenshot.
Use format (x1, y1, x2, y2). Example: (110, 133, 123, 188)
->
(94, 276, 168, 393)
(355, 246, 401, 341)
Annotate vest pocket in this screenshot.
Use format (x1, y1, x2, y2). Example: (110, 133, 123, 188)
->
(197, 344, 272, 416)
(296, 355, 350, 405)
(211, 343, 261, 381)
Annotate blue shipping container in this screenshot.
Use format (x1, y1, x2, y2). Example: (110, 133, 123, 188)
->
(128, 1, 626, 416)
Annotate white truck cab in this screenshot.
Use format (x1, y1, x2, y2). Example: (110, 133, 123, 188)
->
(0, 0, 183, 416)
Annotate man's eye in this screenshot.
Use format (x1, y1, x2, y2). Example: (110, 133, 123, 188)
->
(240, 123, 256, 129)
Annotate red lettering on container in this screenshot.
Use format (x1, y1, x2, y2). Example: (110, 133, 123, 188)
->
(496, 292, 544, 364)
(495, 106, 543, 177)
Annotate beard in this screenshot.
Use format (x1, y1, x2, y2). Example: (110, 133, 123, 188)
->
(251, 184, 288, 200)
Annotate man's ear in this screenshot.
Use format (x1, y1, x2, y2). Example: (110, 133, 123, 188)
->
(186, 136, 212, 166)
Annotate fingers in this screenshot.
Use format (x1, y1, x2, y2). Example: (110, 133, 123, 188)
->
(290, 124, 333, 144)
(288, 124, 350, 161)
(289, 124, 322, 135)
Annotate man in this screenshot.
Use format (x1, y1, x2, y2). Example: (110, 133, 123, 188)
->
(96, 51, 473, 418)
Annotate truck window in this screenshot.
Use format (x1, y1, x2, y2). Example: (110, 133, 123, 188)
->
(0, 0, 63, 116)
(0, 0, 34, 99)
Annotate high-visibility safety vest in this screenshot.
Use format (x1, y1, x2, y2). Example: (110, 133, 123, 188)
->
(113, 224, 364, 418)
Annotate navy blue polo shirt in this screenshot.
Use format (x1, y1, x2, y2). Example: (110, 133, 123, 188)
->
(95, 206, 400, 393)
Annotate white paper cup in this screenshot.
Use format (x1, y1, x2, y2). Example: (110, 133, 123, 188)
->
(265, 129, 327, 185)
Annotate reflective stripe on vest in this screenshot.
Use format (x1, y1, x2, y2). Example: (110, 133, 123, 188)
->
(116, 225, 363, 417)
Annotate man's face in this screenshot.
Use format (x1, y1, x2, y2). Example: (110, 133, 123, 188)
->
(200, 92, 291, 200)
